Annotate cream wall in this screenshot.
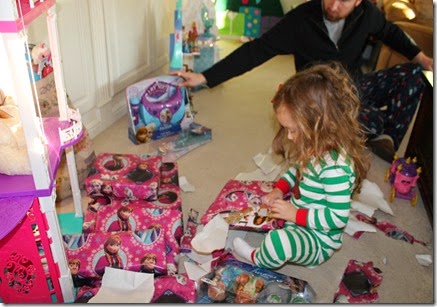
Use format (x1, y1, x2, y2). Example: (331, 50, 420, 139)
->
(27, 0, 176, 139)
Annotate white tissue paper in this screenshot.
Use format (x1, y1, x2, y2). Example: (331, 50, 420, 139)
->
(253, 152, 279, 175)
(179, 176, 195, 192)
(356, 179, 394, 215)
(190, 214, 229, 254)
(88, 267, 154, 303)
(416, 254, 432, 266)
(344, 214, 377, 237)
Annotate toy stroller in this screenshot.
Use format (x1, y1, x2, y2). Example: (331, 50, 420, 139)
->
(384, 155, 422, 206)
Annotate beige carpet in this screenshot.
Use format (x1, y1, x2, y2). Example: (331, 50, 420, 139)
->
(57, 39, 434, 303)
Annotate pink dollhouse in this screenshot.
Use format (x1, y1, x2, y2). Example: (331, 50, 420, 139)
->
(0, 0, 82, 303)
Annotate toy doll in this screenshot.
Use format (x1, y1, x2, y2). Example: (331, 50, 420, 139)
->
(207, 273, 227, 302)
(234, 273, 265, 303)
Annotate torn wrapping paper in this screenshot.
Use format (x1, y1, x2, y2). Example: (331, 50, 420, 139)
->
(88, 267, 154, 303)
(151, 275, 197, 303)
(180, 208, 200, 254)
(333, 259, 383, 303)
(191, 214, 229, 254)
(353, 213, 428, 246)
(355, 179, 394, 215)
(201, 180, 286, 232)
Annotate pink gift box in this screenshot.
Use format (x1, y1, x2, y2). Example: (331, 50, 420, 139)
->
(201, 180, 285, 232)
(85, 153, 162, 201)
(91, 199, 183, 266)
(63, 231, 167, 279)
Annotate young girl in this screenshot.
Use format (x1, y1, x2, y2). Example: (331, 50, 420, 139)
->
(233, 63, 370, 269)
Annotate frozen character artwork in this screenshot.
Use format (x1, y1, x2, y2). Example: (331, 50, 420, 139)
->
(145, 182, 159, 201)
(253, 204, 271, 226)
(123, 187, 138, 202)
(139, 253, 164, 277)
(261, 181, 274, 193)
(136, 123, 156, 144)
(103, 154, 124, 171)
(134, 223, 162, 244)
(94, 234, 124, 276)
(247, 192, 262, 207)
(88, 179, 103, 197)
(97, 183, 114, 206)
(106, 206, 134, 232)
(87, 197, 101, 213)
(126, 162, 153, 184)
(136, 126, 149, 144)
(160, 108, 172, 123)
(68, 258, 93, 288)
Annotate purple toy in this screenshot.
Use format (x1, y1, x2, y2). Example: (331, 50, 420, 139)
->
(384, 155, 422, 206)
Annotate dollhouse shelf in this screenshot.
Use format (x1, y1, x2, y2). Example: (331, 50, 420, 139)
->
(0, 0, 55, 33)
(0, 195, 33, 241)
(0, 117, 83, 199)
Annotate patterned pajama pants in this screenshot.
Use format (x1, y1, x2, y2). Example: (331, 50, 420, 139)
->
(253, 224, 335, 269)
(357, 63, 425, 149)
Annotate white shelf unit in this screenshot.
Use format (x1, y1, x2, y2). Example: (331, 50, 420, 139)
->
(0, 0, 84, 302)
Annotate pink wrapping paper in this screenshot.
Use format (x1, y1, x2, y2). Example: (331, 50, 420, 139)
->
(201, 180, 285, 232)
(85, 153, 162, 201)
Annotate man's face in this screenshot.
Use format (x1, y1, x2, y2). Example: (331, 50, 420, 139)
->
(322, 0, 362, 21)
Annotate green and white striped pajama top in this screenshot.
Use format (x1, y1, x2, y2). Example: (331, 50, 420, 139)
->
(254, 150, 355, 268)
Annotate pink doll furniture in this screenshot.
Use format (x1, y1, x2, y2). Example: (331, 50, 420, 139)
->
(384, 156, 422, 206)
(0, 197, 64, 303)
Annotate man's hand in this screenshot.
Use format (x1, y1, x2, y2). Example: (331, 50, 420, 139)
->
(169, 70, 207, 87)
(413, 51, 433, 71)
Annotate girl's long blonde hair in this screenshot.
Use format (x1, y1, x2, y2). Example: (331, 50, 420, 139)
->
(271, 62, 370, 193)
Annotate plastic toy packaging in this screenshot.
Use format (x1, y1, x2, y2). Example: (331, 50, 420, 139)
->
(196, 254, 316, 303)
(126, 75, 194, 145)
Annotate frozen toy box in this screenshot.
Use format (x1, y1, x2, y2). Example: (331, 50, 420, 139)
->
(126, 75, 194, 145)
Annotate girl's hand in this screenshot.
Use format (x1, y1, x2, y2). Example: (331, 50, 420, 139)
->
(269, 200, 297, 223)
(262, 188, 283, 206)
